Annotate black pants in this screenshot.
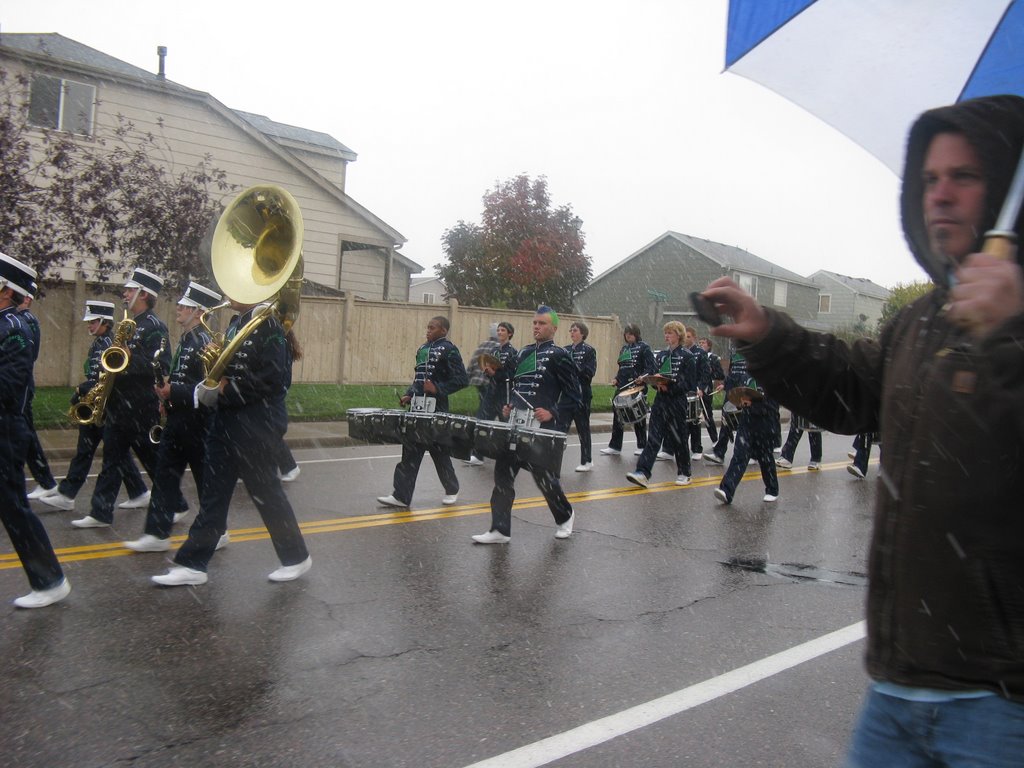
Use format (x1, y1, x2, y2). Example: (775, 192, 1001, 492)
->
(392, 442, 459, 504)
(90, 415, 160, 523)
(608, 410, 647, 452)
(0, 413, 63, 591)
(720, 418, 778, 501)
(24, 394, 56, 490)
(568, 398, 593, 465)
(780, 423, 822, 463)
(488, 454, 573, 536)
(174, 409, 308, 572)
(700, 393, 719, 443)
(143, 413, 208, 539)
(58, 423, 147, 499)
(636, 397, 691, 479)
(852, 433, 874, 474)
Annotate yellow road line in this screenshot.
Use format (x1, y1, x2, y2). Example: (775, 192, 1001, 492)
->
(0, 459, 874, 569)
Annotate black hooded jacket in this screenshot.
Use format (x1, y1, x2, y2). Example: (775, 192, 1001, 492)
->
(739, 95, 1024, 700)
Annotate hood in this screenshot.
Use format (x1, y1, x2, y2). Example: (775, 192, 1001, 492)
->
(901, 95, 1024, 287)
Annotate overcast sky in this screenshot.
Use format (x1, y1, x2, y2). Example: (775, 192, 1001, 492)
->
(3, 0, 928, 290)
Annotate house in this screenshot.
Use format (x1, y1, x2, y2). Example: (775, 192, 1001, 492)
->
(409, 275, 447, 305)
(0, 32, 422, 299)
(808, 270, 891, 333)
(573, 232, 824, 342)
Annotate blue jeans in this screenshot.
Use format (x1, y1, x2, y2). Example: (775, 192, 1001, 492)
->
(844, 687, 1024, 767)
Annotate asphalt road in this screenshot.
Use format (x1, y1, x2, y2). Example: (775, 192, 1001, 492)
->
(1, 431, 877, 768)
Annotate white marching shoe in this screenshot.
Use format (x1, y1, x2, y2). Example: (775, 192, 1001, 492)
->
(123, 534, 171, 553)
(71, 515, 109, 528)
(216, 532, 230, 550)
(40, 492, 75, 511)
(441, 494, 458, 506)
(555, 513, 574, 539)
(599, 447, 620, 456)
(280, 466, 301, 482)
(575, 462, 593, 472)
(119, 490, 151, 509)
(27, 485, 58, 500)
(14, 578, 71, 609)
(472, 530, 511, 544)
(152, 567, 207, 587)
(268, 556, 312, 582)
(377, 494, 408, 508)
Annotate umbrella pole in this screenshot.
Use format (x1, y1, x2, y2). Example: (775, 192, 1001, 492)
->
(982, 145, 1024, 261)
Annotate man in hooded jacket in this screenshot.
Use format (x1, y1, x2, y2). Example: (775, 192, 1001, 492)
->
(699, 95, 1024, 765)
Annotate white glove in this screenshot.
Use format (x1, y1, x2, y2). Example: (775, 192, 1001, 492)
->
(195, 382, 220, 408)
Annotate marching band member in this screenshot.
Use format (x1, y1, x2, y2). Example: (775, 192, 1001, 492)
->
(776, 421, 823, 471)
(472, 305, 580, 544)
(73, 268, 171, 529)
(18, 288, 60, 500)
(565, 320, 597, 472)
(847, 433, 874, 479)
(41, 302, 149, 512)
(124, 282, 221, 552)
(464, 323, 502, 466)
(713, 377, 779, 505)
(684, 327, 712, 460)
(0, 252, 69, 608)
(625, 321, 696, 488)
(702, 347, 748, 465)
(600, 323, 655, 456)
(377, 315, 468, 508)
(153, 296, 311, 586)
(698, 336, 724, 445)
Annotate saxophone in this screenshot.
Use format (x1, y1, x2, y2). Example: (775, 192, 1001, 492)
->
(68, 312, 136, 426)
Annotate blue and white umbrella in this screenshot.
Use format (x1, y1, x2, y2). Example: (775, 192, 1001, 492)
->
(725, 0, 1024, 174)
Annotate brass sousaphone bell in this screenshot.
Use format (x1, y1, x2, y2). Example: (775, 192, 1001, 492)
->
(197, 185, 304, 393)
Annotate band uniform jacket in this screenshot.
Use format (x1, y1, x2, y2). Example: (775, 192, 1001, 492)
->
(216, 305, 289, 412)
(492, 341, 518, 410)
(707, 351, 725, 385)
(509, 339, 581, 433)
(688, 343, 712, 393)
(614, 340, 656, 388)
(165, 326, 213, 416)
(107, 309, 171, 425)
(653, 346, 697, 402)
(403, 337, 468, 413)
(0, 307, 33, 416)
(74, 330, 114, 402)
(565, 341, 597, 403)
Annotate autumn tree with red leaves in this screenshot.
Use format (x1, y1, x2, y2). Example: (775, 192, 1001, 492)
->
(437, 174, 591, 312)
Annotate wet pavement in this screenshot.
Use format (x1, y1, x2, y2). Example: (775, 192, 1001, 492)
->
(2, 429, 876, 767)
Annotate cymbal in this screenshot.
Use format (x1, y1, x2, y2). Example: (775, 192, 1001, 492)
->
(644, 373, 673, 386)
(727, 386, 763, 406)
(478, 353, 500, 370)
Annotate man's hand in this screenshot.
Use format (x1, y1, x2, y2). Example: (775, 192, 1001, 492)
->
(699, 278, 771, 344)
(947, 251, 1024, 338)
(400, 394, 412, 406)
(154, 382, 171, 400)
(423, 379, 438, 395)
(534, 407, 553, 423)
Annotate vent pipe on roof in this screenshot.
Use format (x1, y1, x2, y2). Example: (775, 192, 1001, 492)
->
(157, 46, 167, 79)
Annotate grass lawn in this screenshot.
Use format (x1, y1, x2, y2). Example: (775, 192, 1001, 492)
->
(33, 383, 641, 429)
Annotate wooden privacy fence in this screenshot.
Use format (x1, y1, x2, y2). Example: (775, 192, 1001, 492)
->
(32, 283, 623, 387)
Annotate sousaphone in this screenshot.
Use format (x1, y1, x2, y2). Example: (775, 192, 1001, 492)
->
(197, 185, 304, 393)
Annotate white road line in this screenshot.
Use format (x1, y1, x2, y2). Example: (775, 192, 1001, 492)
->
(461, 621, 866, 768)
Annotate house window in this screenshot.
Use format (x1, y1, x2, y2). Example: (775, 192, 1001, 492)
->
(773, 281, 788, 307)
(422, 292, 436, 304)
(28, 75, 96, 136)
(734, 272, 757, 297)
(819, 294, 832, 313)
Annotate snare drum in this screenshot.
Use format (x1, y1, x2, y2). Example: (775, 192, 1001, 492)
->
(347, 408, 382, 442)
(612, 385, 649, 425)
(403, 411, 438, 447)
(432, 413, 477, 460)
(371, 409, 407, 444)
(722, 401, 741, 431)
(684, 393, 700, 425)
(473, 420, 515, 461)
(514, 426, 567, 475)
(792, 414, 824, 433)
